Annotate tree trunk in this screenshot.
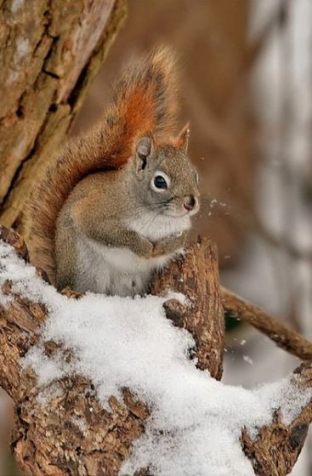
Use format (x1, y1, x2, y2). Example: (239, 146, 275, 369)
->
(0, 0, 127, 228)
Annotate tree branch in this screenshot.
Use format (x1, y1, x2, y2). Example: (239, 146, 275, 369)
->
(150, 237, 224, 379)
(1, 226, 312, 475)
(242, 362, 312, 476)
(0, 228, 223, 474)
(221, 286, 312, 361)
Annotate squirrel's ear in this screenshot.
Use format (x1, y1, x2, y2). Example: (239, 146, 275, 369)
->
(175, 123, 190, 153)
(135, 135, 155, 175)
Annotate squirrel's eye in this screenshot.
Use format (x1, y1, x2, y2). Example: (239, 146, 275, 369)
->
(151, 171, 170, 192)
(154, 175, 168, 189)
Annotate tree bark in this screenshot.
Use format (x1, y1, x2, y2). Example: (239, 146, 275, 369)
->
(150, 237, 224, 380)
(1, 226, 312, 476)
(0, 0, 127, 228)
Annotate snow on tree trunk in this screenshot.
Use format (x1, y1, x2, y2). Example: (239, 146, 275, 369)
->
(1, 226, 312, 475)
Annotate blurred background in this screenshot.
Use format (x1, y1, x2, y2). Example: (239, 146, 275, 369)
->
(1, 0, 312, 474)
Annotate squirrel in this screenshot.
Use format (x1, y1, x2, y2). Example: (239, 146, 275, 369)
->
(23, 47, 200, 297)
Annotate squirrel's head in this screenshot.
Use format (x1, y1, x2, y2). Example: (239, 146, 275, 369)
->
(132, 125, 200, 218)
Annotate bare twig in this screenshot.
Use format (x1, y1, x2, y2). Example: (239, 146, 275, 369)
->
(221, 286, 312, 361)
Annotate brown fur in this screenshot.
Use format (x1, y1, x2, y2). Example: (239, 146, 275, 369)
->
(22, 47, 180, 283)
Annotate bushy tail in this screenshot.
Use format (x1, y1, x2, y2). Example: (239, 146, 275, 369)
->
(107, 47, 179, 150)
(23, 47, 180, 283)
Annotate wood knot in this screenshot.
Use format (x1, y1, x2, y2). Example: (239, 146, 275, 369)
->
(289, 424, 308, 450)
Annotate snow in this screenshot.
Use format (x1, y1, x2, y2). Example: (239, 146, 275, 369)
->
(1, 240, 311, 476)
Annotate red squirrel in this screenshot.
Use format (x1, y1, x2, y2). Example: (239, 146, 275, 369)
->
(23, 48, 200, 296)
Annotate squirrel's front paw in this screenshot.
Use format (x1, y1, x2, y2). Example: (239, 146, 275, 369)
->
(135, 237, 154, 259)
(152, 242, 167, 257)
(152, 232, 188, 258)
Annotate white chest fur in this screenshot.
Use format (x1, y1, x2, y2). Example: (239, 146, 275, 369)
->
(125, 210, 190, 241)
(73, 213, 189, 297)
(74, 235, 178, 297)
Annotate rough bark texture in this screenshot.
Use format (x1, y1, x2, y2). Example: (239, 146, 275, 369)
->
(1, 226, 312, 476)
(0, 0, 127, 227)
(150, 237, 224, 380)
(242, 362, 312, 476)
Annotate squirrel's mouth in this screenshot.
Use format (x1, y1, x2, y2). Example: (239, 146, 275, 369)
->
(163, 200, 200, 218)
(163, 195, 199, 218)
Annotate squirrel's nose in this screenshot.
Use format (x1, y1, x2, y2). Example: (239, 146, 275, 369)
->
(183, 195, 197, 211)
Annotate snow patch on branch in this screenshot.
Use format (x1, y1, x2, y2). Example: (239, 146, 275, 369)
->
(0, 241, 311, 476)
